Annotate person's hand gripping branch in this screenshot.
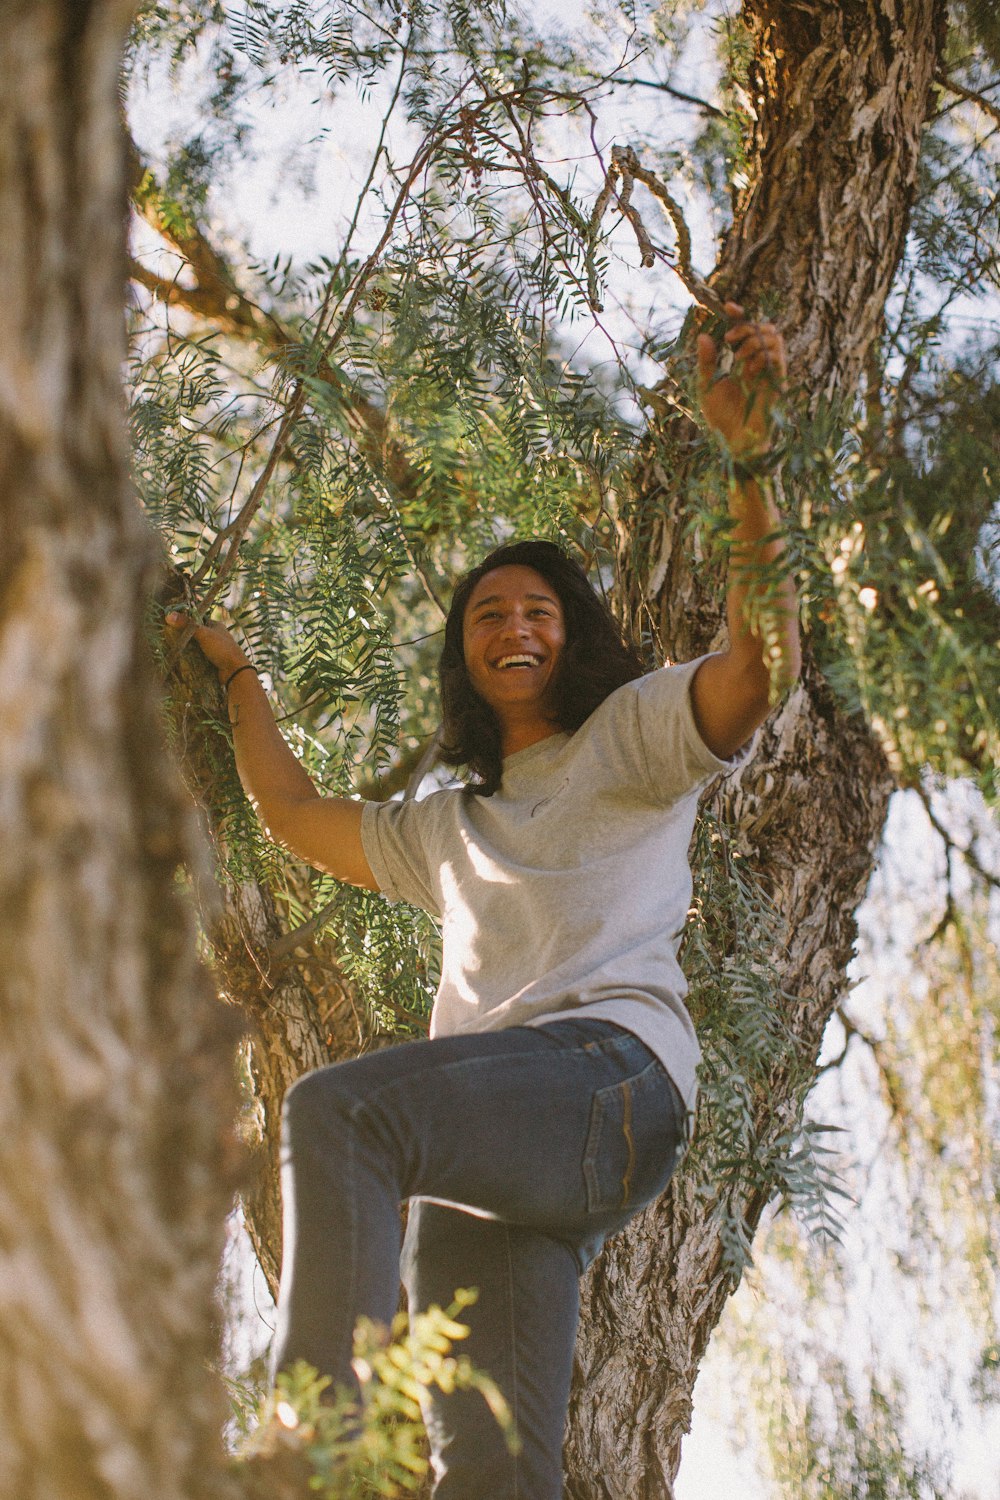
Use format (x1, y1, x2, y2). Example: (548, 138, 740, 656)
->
(165, 611, 253, 689)
(686, 301, 800, 756)
(696, 300, 786, 459)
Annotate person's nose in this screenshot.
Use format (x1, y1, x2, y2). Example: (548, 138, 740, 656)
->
(498, 612, 532, 644)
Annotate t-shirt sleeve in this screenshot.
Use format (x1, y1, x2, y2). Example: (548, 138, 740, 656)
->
(632, 655, 755, 806)
(361, 795, 443, 916)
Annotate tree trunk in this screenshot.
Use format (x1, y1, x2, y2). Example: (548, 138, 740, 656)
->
(564, 2, 944, 1494)
(0, 6, 239, 1498)
(208, 873, 360, 1296)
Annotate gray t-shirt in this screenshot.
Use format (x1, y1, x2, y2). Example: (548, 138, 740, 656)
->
(361, 656, 746, 1113)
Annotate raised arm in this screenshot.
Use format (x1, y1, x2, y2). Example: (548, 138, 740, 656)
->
(689, 303, 801, 759)
(165, 614, 378, 890)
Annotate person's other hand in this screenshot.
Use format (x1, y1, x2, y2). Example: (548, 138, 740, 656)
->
(165, 611, 249, 681)
(697, 301, 786, 457)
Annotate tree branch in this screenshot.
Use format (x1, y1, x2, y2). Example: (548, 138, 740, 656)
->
(934, 70, 1000, 128)
(816, 1003, 883, 1074)
(130, 161, 430, 503)
(267, 897, 341, 962)
(587, 144, 726, 315)
(615, 75, 725, 119)
(913, 782, 1000, 893)
(129, 255, 276, 341)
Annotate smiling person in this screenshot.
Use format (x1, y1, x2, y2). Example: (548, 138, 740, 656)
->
(167, 304, 799, 1500)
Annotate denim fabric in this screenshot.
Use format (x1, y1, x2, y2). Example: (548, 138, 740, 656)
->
(272, 1018, 686, 1499)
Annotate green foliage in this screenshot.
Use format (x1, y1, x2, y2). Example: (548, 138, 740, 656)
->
(911, 128, 999, 298)
(308, 879, 440, 1030)
(682, 810, 851, 1278)
(129, 1, 228, 71)
(234, 1295, 515, 1497)
(751, 1335, 956, 1500)
(951, 0, 1000, 68)
(786, 377, 1000, 803)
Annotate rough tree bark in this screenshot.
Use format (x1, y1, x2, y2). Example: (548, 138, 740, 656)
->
(564, 2, 945, 1494)
(0, 6, 240, 1498)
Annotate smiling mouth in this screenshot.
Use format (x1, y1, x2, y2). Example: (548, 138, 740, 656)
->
(492, 653, 543, 670)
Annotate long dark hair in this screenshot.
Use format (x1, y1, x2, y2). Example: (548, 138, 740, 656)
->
(438, 540, 644, 795)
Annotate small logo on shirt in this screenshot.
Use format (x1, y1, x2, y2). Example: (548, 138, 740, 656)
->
(531, 777, 571, 817)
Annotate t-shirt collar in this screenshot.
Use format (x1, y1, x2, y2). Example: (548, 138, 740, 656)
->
(500, 730, 570, 787)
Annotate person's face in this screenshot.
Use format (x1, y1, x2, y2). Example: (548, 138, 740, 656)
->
(462, 564, 567, 720)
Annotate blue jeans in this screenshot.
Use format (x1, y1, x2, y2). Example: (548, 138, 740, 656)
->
(272, 1018, 686, 1499)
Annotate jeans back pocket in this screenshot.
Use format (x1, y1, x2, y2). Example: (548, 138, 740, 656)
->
(582, 1060, 683, 1218)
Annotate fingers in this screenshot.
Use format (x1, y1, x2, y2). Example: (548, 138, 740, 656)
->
(163, 611, 246, 677)
(723, 305, 786, 384)
(165, 610, 221, 640)
(697, 302, 785, 384)
(725, 324, 783, 359)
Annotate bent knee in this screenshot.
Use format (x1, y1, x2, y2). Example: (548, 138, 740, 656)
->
(282, 1063, 362, 1144)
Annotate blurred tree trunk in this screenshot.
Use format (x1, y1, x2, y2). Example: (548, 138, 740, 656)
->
(564, 1, 944, 1494)
(0, 6, 239, 1498)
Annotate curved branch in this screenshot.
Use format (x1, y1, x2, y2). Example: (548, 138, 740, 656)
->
(616, 76, 725, 120)
(587, 144, 726, 315)
(934, 69, 1000, 128)
(913, 782, 1000, 893)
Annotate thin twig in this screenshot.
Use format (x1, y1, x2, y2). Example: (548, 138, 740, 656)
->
(914, 783, 1000, 893)
(816, 1004, 882, 1075)
(196, 397, 305, 607)
(318, 86, 470, 359)
(379, 998, 431, 1033)
(935, 70, 1000, 129)
(366, 476, 448, 617)
(326, 29, 414, 292)
(268, 896, 341, 962)
(616, 76, 725, 119)
(189, 92, 474, 606)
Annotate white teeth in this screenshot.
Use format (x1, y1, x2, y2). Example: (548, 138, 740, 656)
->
(495, 654, 539, 669)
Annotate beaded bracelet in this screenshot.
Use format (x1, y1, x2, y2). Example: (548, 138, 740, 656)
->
(223, 664, 257, 692)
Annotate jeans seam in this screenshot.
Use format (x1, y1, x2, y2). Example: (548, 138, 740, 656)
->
(346, 1116, 358, 1387)
(620, 1079, 635, 1208)
(339, 1040, 608, 1166)
(332, 1031, 653, 1131)
(343, 1045, 575, 1119)
(503, 1223, 520, 1500)
(583, 1060, 669, 1215)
